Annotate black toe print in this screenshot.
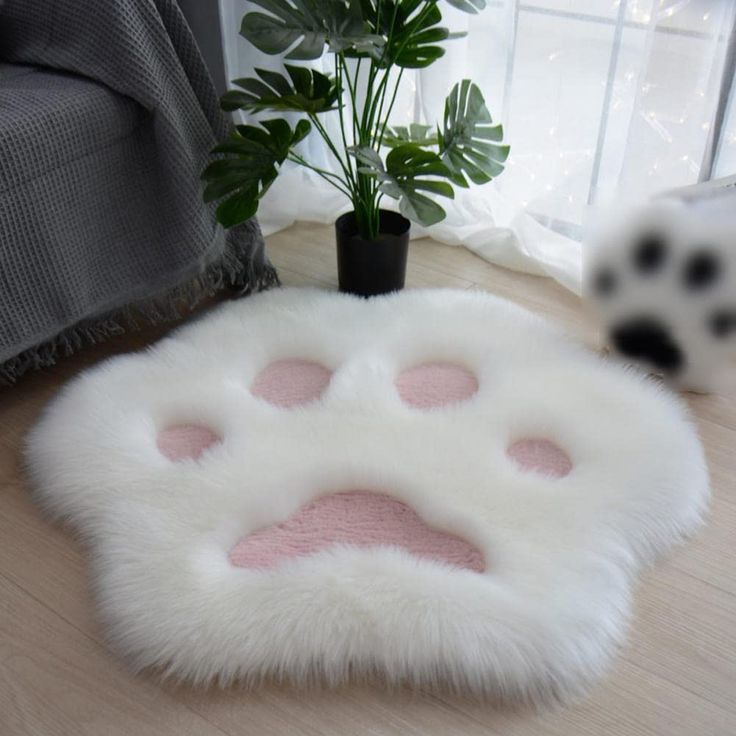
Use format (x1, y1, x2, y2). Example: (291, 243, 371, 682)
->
(593, 268, 617, 297)
(709, 310, 736, 339)
(610, 317, 685, 374)
(633, 234, 668, 275)
(683, 250, 720, 291)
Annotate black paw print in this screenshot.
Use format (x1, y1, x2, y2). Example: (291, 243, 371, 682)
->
(593, 233, 735, 376)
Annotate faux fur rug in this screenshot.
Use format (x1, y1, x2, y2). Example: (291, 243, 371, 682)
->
(26, 288, 709, 704)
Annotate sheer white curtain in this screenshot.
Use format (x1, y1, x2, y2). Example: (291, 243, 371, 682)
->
(218, 0, 736, 293)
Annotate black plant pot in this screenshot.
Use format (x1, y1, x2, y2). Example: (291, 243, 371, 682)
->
(335, 210, 410, 297)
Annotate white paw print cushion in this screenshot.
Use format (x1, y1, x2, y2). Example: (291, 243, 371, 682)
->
(26, 288, 709, 704)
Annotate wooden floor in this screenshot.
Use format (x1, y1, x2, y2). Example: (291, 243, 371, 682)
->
(1, 223, 734, 736)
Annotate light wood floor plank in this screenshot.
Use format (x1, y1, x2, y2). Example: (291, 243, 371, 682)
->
(0, 575, 229, 736)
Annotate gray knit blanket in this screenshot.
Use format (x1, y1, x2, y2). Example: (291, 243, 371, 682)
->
(0, 0, 276, 383)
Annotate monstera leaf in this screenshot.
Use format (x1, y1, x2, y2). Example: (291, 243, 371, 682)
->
(241, 0, 384, 60)
(352, 144, 453, 226)
(221, 66, 340, 114)
(443, 0, 486, 12)
(440, 79, 509, 187)
(382, 123, 438, 147)
(384, 0, 455, 68)
(355, 0, 461, 69)
(202, 119, 311, 227)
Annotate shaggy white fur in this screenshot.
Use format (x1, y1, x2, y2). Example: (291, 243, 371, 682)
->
(26, 288, 709, 704)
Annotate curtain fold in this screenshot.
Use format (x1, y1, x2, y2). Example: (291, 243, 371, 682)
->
(218, 0, 736, 294)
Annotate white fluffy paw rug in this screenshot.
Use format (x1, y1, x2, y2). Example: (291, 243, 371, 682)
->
(26, 288, 709, 704)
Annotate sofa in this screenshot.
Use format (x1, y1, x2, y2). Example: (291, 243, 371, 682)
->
(0, 0, 275, 383)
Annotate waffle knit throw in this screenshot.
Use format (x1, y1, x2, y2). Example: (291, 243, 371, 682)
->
(0, 0, 276, 382)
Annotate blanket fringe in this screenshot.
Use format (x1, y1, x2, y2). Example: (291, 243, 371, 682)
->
(0, 244, 280, 386)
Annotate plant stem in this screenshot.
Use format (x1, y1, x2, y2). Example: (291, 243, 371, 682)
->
(344, 57, 361, 145)
(366, 0, 401, 143)
(354, 57, 379, 239)
(359, 1, 434, 239)
(350, 57, 363, 145)
(359, 62, 378, 143)
(333, 1, 438, 240)
(335, 58, 356, 186)
(371, 0, 434, 145)
(375, 68, 404, 149)
(287, 153, 353, 198)
(339, 54, 378, 239)
(308, 113, 355, 195)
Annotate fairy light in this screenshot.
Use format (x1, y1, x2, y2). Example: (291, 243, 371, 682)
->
(683, 155, 698, 175)
(643, 112, 673, 143)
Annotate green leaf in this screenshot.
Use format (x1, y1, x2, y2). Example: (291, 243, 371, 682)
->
(443, 0, 486, 13)
(356, 0, 458, 69)
(222, 66, 340, 114)
(382, 123, 438, 148)
(252, 67, 293, 96)
(216, 189, 259, 228)
(440, 79, 509, 187)
(389, 4, 447, 68)
(241, 0, 384, 60)
(293, 118, 312, 144)
(352, 143, 454, 226)
(202, 118, 312, 228)
(260, 118, 293, 150)
(349, 145, 382, 168)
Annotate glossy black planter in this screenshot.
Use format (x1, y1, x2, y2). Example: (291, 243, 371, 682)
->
(335, 210, 410, 297)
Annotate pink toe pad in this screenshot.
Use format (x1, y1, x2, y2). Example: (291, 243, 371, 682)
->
(396, 363, 478, 408)
(507, 438, 572, 478)
(229, 490, 485, 573)
(251, 359, 332, 408)
(157, 425, 221, 461)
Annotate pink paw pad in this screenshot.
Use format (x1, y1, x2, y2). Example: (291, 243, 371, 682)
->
(251, 359, 332, 408)
(507, 438, 572, 478)
(157, 424, 221, 461)
(396, 362, 478, 408)
(229, 490, 485, 573)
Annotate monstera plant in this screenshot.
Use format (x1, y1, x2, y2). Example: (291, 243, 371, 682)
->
(203, 0, 509, 295)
